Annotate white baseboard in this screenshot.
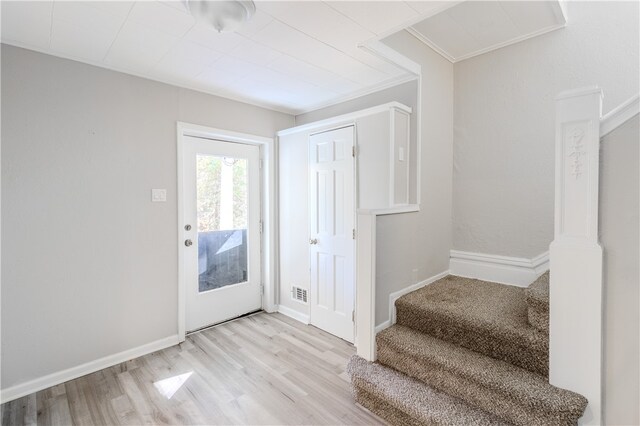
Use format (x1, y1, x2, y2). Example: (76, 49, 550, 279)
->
(277, 304, 310, 325)
(375, 270, 450, 334)
(449, 250, 549, 287)
(1, 334, 181, 404)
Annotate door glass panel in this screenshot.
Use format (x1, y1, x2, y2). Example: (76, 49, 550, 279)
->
(196, 154, 248, 292)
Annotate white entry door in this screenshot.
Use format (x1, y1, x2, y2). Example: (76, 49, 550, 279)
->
(183, 136, 261, 332)
(309, 126, 355, 342)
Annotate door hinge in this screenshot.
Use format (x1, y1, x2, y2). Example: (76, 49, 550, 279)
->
(352, 146, 356, 157)
(259, 159, 264, 169)
(352, 311, 355, 322)
(352, 229, 355, 239)
(259, 221, 263, 233)
(260, 284, 264, 295)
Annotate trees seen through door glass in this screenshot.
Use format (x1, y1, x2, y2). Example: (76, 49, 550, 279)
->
(196, 155, 249, 292)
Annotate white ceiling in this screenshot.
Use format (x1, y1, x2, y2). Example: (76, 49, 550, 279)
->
(1, 1, 567, 114)
(408, 1, 566, 62)
(1, 1, 450, 114)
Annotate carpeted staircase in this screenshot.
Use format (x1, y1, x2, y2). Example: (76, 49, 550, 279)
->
(347, 272, 588, 425)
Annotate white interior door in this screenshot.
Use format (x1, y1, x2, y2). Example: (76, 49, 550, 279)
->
(309, 126, 355, 342)
(183, 136, 261, 332)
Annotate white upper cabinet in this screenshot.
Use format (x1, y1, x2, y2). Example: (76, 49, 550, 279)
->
(278, 102, 414, 212)
(355, 106, 411, 209)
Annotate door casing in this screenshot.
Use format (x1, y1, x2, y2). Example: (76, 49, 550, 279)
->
(176, 122, 277, 340)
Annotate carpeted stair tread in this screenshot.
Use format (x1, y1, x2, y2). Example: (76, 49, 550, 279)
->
(525, 272, 549, 332)
(525, 272, 549, 310)
(347, 355, 508, 426)
(377, 325, 587, 425)
(395, 275, 548, 375)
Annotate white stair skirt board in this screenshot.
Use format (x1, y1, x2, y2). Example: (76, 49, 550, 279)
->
(0, 334, 181, 404)
(374, 270, 450, 334)
(277, 304, 310, 325)
(599, 93, 639, 138)
(449, 250, 549, 288)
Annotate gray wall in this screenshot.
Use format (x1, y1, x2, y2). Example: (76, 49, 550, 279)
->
(375, 32, 453, 326)
(297, 32, 454, 327)
(0, 45, 293, 390)
(600, 115, 639, 426)
(453, 1, 639, 258)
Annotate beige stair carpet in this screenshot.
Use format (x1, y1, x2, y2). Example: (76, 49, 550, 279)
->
(347, 355, 507, 426)
(376, 324, 587, 426)
(395, 275, 548, 376)
(525, 271, 549, 332)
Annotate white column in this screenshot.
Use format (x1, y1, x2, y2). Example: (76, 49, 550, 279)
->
(549, 86, 603, 425)
(355, 212, 377, 361)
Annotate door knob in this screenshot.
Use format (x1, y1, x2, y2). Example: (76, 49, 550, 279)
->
(309, 238, 318, 245)
(185, 239, 193, 247)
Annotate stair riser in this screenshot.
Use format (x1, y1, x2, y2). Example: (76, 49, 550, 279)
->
(352, 382, 431, 426)
(377, 343, 578, 426)
(348, 355, 507, 425)
(396, 307, 549, 376)
(527, 307, 549, 332)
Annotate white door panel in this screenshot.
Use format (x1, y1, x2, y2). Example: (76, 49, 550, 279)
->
(309, 126, 355, 342)
(183, 136, 261, 332)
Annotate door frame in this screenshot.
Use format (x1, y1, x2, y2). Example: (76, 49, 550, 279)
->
(176, 122, 277, 341)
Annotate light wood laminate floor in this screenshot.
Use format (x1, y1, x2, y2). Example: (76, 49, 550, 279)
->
(1, 313, 383, 425)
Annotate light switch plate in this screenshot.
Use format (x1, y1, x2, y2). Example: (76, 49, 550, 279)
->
(152, 189, 167, 202)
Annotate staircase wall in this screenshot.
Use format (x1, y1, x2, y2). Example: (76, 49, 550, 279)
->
(600, 115, 639, 426)
(452, 1, 639, 259)
(371, 31, 453, 327)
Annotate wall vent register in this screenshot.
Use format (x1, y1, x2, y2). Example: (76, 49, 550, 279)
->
(292, 286, 308, 303)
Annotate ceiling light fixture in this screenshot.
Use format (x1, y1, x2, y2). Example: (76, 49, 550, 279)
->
(184, 0, 256, 33)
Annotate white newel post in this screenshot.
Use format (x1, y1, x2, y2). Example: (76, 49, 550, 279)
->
(549, 86, 603, 425)
(355, 213, 377, 361)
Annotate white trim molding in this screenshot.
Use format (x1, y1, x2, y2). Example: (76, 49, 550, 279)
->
(279, 101, 412, 137)
(359, 40, 422, 76)
(407, 23, 566, 64)
(296, 74, 418, 116)
(600, 94, 640, 138)
(176, 122, 277, 339)
(362, 2, 463, 46)
(550, 86, 604, 425)
(375, 270, 450, 334)
(277, 305, 310, 325)
(357, 204, 420, 216)
(0, 40, 299, 115)
(355, 213, 378, 361)
(1, 335, 181, 404)
(449, 250, 549, 287)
